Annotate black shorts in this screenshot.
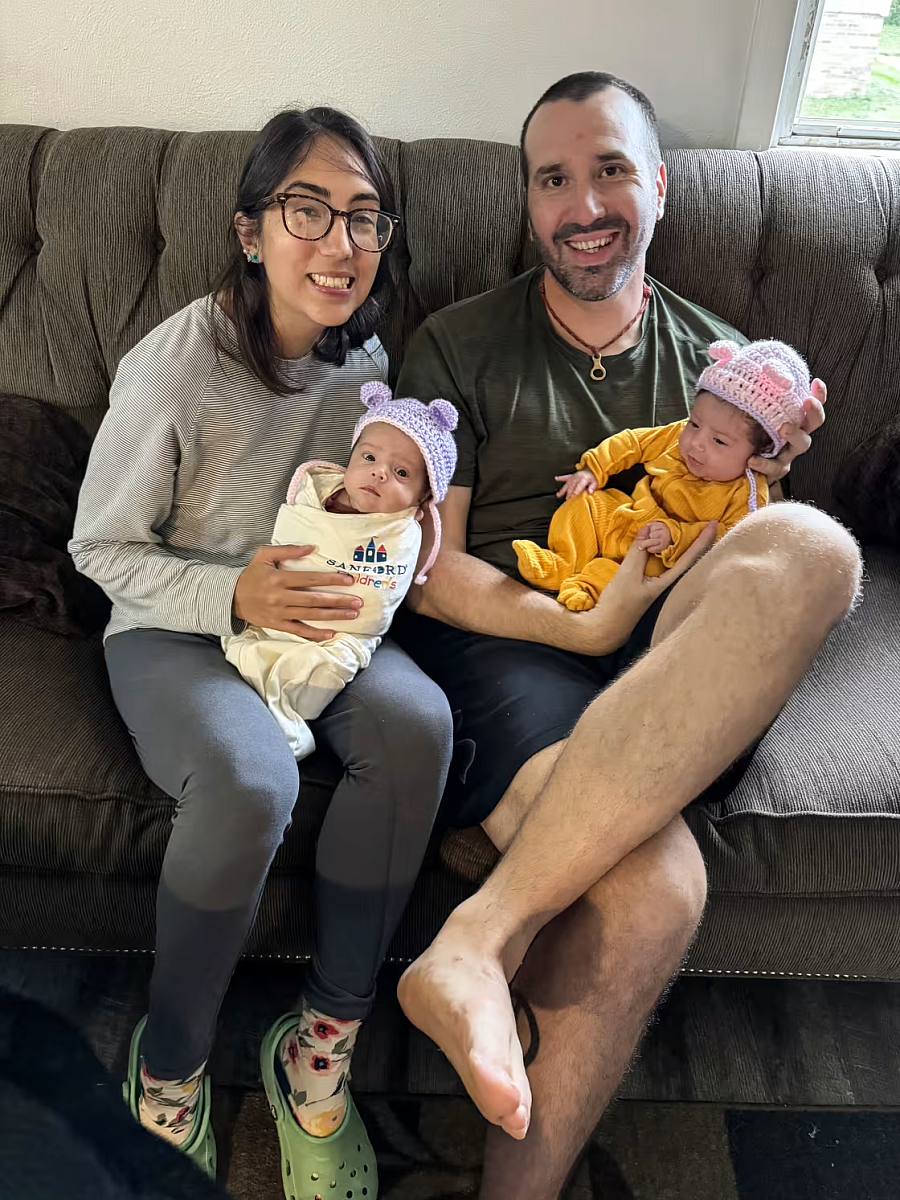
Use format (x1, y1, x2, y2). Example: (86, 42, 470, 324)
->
(391, 593, 670, 829)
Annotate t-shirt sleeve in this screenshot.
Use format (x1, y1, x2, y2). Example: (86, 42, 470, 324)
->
(396, 317, 478, 489)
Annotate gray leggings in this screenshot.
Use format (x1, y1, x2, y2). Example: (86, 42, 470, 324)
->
(104, 629, 453, 1079)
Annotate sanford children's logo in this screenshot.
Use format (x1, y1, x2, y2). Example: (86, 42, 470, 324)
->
(354, 537, 388, 565)
(327, 536, 407, 591)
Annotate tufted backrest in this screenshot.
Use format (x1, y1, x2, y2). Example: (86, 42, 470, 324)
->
(1, 125, 898, 513)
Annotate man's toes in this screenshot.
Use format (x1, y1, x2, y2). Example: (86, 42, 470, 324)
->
(501, 1103, 531, 1140)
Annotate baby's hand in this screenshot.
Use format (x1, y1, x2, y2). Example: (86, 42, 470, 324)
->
(635, 521, 672, 554)
(555, 469, 598, 500)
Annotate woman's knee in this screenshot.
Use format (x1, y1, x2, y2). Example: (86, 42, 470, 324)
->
(346, 668, 454, 774)
(185, 737, 299, 846)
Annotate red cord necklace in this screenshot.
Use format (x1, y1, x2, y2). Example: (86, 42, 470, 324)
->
(540, 274, 651, 381)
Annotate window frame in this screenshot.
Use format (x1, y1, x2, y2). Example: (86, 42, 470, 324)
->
(775, 0, 900, 149)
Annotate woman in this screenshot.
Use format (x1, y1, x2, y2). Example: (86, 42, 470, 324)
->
(70, 108, 453, 1196)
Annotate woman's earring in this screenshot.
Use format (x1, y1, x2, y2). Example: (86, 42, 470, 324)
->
(245, 249, 260, 263)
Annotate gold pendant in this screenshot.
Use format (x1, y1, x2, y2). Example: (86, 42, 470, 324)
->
(590, 354, 606, 382)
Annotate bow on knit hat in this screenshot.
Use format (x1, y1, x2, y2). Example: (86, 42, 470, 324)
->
(697, 339, 811, 457)
(353, 381, 459, 583)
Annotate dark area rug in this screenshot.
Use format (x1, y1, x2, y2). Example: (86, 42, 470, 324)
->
(2, 951, 900, 1198)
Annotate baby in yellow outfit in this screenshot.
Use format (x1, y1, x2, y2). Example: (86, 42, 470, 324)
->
(514, 339, 812, 611)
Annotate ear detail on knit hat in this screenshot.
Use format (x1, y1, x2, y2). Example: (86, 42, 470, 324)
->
(761, 364, 793, 392)
(707, 340, 740, 364)
(697, 338, 812, 458)
(428, 398, 459, 433)
(360, 380, 393, 410)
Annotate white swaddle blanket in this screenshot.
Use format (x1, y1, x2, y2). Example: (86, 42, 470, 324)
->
(223, 463, 422, 758)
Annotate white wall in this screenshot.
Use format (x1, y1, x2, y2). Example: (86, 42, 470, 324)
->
(1, 0, 768, 149)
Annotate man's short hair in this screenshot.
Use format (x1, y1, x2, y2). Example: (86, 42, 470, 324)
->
(519, 72, 661, 184)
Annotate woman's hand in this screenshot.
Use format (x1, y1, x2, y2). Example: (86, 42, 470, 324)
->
(555, 469, 598, 500)
(748, 378, 827, 483)
(233, 544, 361, 641)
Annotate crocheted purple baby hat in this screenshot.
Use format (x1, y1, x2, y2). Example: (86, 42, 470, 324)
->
(697, 339, 812, 456)
(353, 381, 459, 582)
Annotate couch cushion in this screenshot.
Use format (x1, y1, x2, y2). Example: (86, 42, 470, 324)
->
(683, 547, 900, 898)
(0, 618, 340, 879)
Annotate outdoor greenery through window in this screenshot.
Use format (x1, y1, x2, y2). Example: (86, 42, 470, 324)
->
(796, 0, 900, 138)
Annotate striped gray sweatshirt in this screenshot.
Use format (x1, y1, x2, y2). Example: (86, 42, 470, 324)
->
(70, 297, 388, 640)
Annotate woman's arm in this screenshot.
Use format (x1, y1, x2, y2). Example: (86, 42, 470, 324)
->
(69, 366, 247, 637)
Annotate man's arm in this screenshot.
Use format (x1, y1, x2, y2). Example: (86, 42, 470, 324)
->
(406, 487, 712, 656)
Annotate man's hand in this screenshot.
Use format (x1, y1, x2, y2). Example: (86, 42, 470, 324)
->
(233, 544, 361, 641)
(749, 378, 826, 483)
(555, 469, 598, 500)
(634, 521, 672, 555)
(569, 521, 718, 655)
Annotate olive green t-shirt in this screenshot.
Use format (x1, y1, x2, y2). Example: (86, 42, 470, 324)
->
(395, 266, 745, 576)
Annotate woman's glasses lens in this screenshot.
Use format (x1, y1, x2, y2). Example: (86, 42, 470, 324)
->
(283, 196, 393, 251)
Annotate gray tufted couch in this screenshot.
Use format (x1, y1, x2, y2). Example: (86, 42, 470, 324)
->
(1, 124, 899, 984)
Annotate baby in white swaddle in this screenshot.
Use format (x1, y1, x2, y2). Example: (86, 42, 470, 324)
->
(223, 381, 458, 759)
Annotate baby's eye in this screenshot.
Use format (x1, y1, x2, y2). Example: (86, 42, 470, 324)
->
(689, 420, 700, 429)
(713, 438, 726, 446)
(396, 468, 409, 478)
(363, 453, 375, 462)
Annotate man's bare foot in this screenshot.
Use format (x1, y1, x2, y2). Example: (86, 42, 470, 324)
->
(398, 927, 531, 1139)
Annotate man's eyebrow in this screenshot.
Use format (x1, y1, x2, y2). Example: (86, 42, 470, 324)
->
(532, 151, 635, 179)
(284, 180, 380, 204)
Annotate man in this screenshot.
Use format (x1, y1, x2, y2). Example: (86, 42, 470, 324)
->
(392, 72, 861, 1199)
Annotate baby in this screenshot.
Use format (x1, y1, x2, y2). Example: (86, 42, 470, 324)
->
(223, 381, 457, 758)
(514, 339, 812, 611)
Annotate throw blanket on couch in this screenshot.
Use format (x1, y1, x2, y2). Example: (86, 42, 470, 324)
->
(0, 395, 109, 637)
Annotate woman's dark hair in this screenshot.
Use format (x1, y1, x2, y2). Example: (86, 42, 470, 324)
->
(214, 107, 397, 394)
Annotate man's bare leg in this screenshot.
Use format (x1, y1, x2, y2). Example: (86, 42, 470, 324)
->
(479, 746, 706, 1199)
(398, 503, 861, 1135)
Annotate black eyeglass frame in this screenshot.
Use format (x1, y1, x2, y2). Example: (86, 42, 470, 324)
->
(253, 192, 400, 252)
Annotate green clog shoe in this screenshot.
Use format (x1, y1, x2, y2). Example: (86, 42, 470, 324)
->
(261, 1011, 377, 1200)
(124, 1015, 217, 1181)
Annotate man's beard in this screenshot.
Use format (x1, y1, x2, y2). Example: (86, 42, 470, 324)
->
(536, 213, 654, 302)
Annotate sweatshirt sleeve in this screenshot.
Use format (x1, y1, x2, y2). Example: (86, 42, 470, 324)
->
(69, 339, 245, 637)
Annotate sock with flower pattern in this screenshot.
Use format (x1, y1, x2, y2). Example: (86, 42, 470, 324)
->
(278, 1001, 362, 1137)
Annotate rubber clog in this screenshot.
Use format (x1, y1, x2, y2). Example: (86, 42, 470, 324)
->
(123, 1014, 217, 1181)
(261, 1011, 377, 1200)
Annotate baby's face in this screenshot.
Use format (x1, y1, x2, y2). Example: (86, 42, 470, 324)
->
(679, 391, 761, 482)
(343, 422, 428, 514)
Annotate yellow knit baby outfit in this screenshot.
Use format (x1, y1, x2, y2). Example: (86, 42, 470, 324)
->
(513, 419, 768, 611)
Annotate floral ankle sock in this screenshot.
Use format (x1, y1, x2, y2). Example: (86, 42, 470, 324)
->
(138, 1058, 205, 1147)
(279, 1002, 361, 1137)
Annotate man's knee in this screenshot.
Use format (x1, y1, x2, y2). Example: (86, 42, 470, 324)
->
(614, 825, 710, 964)
(724, 504, 859, 624)
(664, 502, 861, 645)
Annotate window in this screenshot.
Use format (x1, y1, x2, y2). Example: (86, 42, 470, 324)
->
(779, 0, 900, 147)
